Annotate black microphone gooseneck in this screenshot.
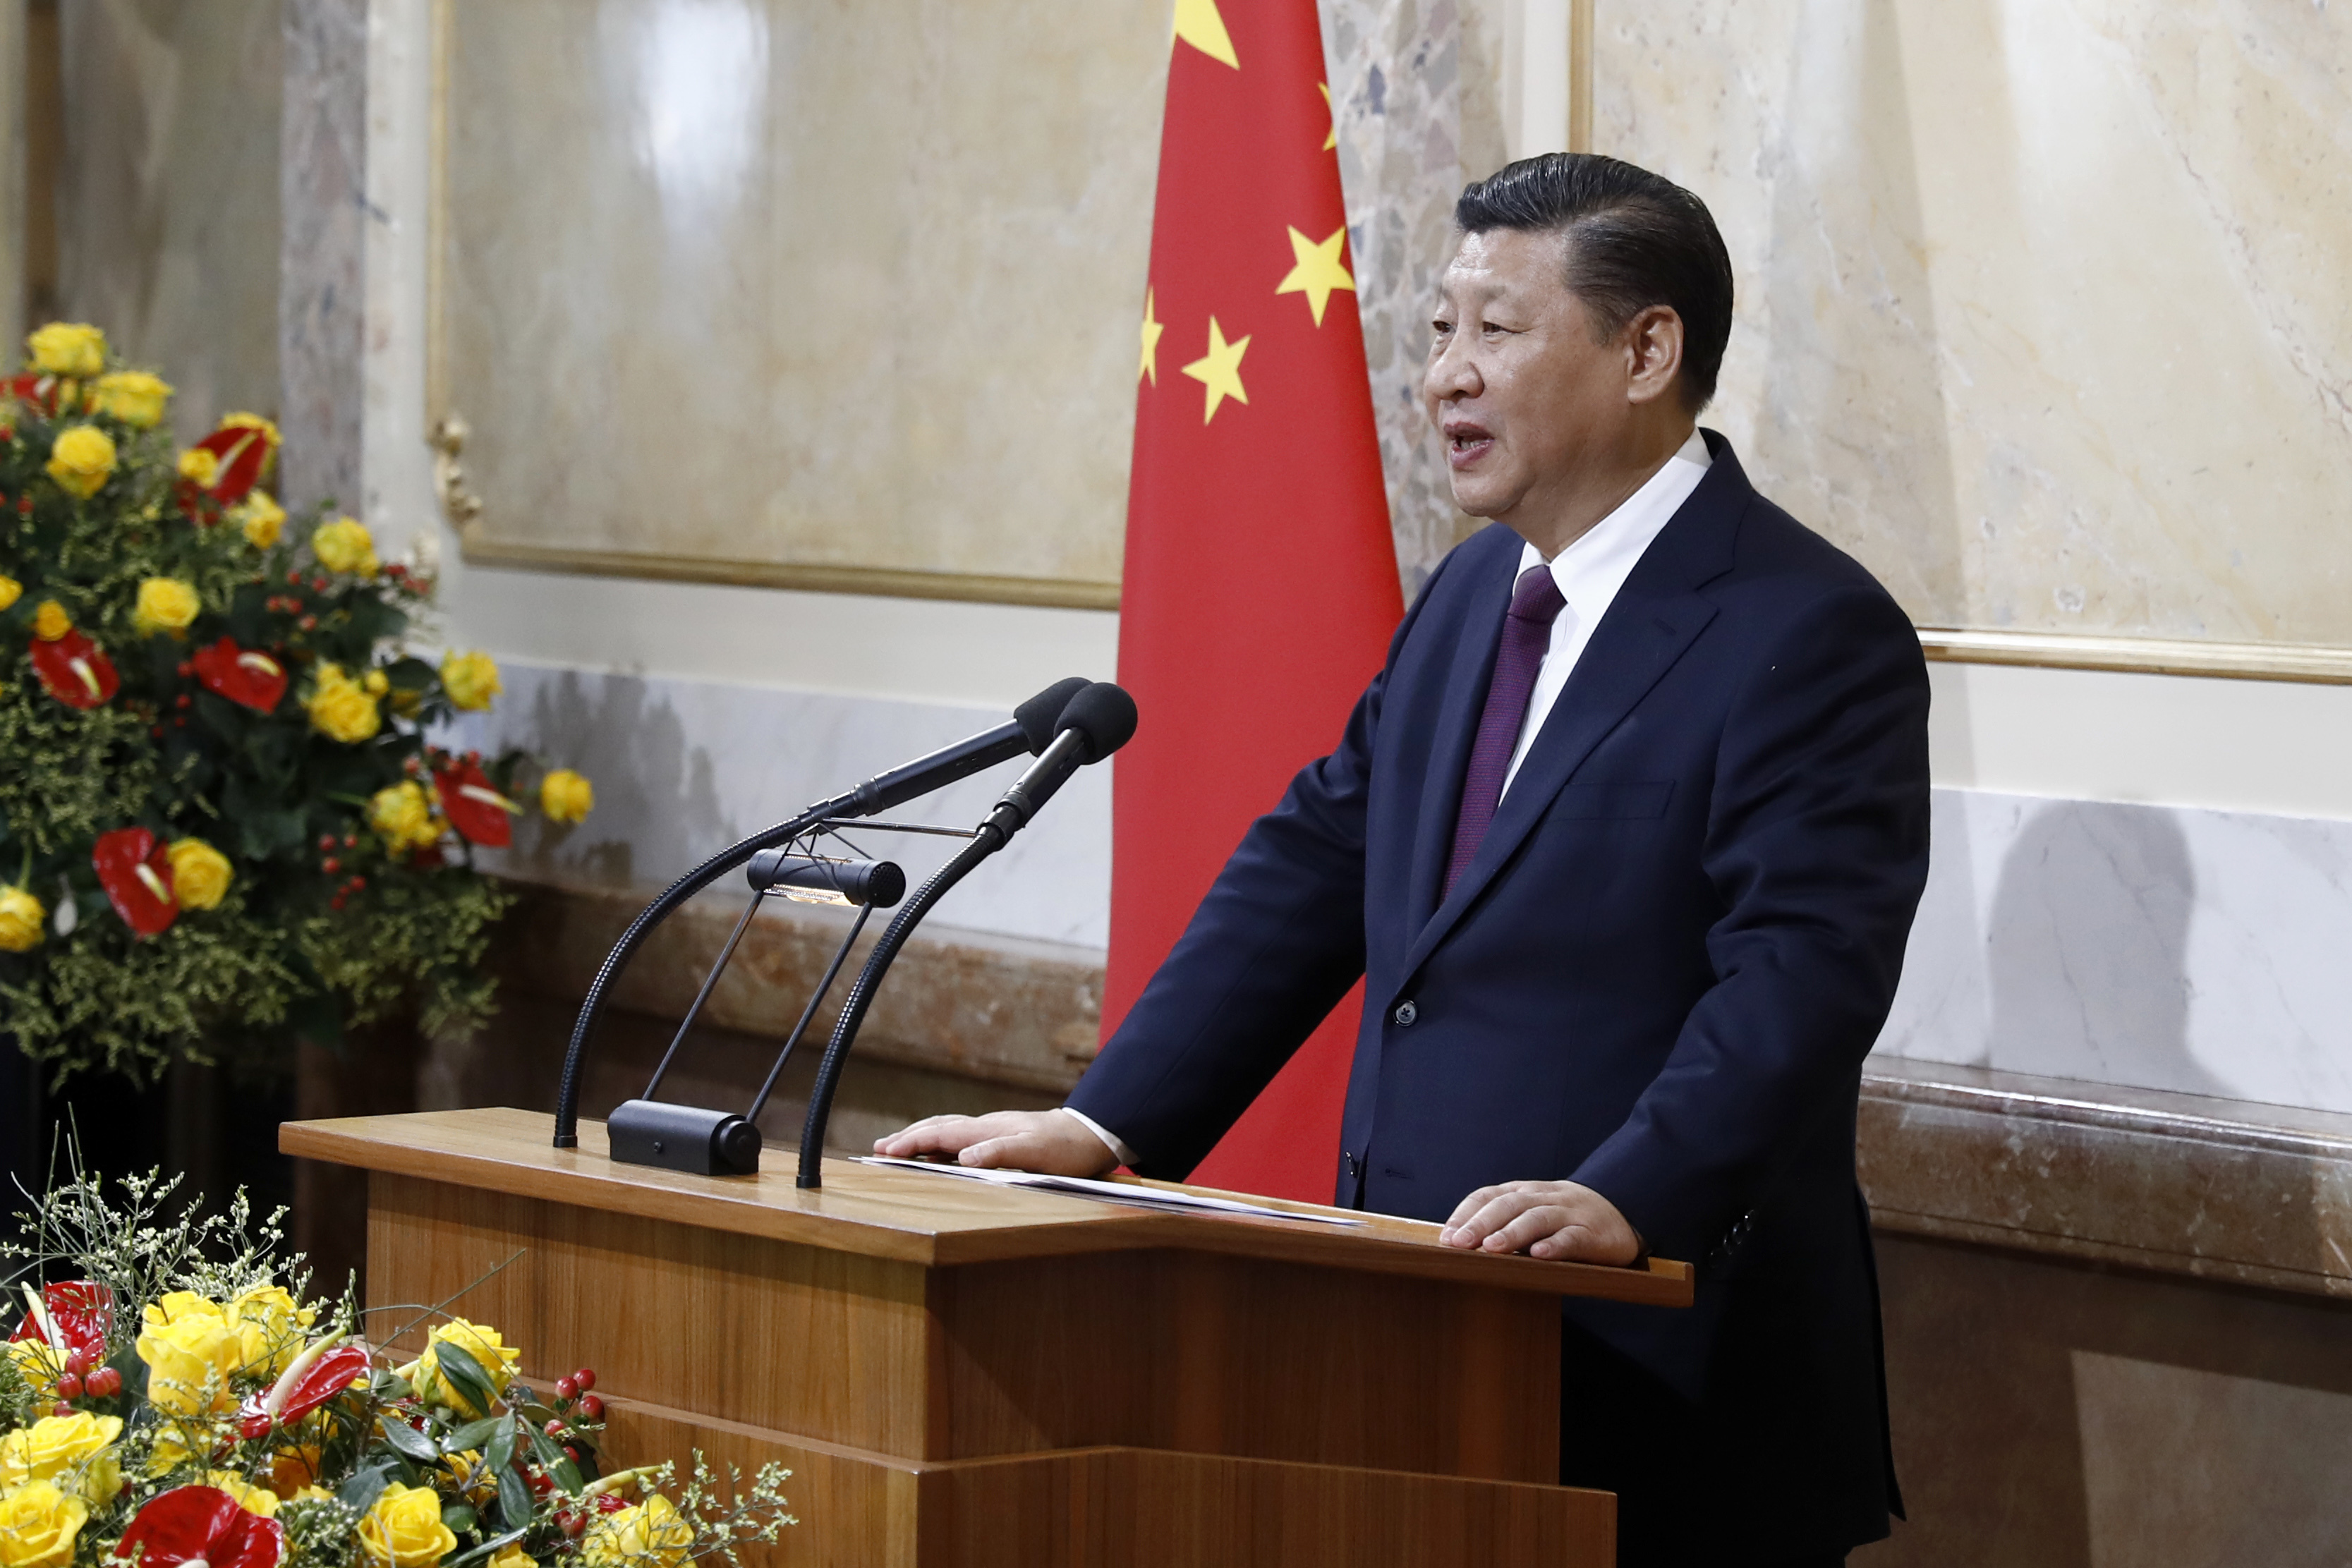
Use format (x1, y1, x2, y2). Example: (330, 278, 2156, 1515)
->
(550, 676, 1089, 1149)
(795, 681, 1138, 1187)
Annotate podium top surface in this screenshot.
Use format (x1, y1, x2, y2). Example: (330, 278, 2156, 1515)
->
(284, 1107, 1692, 1307)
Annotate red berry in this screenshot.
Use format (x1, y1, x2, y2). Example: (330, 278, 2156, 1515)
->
(298, 615, 317, 631)
(176, 662, 193, 679)
(286, 570, 302, 585)
(322, 858, 341, 875)
(554, 1375, 576, 1401)
(53, 1373, 81, 1400)
(545, 1418, 566, 1438)
(347, 875, 367, 891)
(150, 726, 165, 741)
(559, 1514, 585, 1539)
(50, 1402, 70, 1418)
(320, 834, 337, 851)
(563, 1445, 581, 1465)
(329, 894, 345, 911)
(578, 1394, 604, 1421)
(174, 694, 191, 710)
(573, 1368, 596, 1393)
(86, 1366, 121, 1398)
(62, 1349, 88, 1377)
(342, 832, 358, 849)
(172, 716, 186, 727)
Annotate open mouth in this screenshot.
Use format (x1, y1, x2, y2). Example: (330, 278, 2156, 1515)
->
(1444, 420, 1493, 468)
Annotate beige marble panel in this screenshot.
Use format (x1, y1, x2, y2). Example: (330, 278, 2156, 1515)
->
(1594, 1, 2352, 647)
(439, 0, 1167, 594)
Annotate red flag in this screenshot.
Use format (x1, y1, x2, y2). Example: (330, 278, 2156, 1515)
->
(1105, 0, 1402, 1201)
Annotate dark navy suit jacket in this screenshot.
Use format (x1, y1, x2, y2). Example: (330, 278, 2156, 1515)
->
(1068, 434, 1930, 1562)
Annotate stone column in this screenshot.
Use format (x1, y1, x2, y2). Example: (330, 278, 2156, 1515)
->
(279, 0, 366, 516)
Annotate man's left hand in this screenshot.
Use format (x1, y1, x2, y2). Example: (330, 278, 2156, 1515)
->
(1439, 1179, 1643, 1265)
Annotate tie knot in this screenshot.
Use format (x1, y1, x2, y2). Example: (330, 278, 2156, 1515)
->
(1508, 564, 1566, 626)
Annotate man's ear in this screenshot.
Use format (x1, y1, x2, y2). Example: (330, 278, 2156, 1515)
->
(1622, 305, 1686, 407)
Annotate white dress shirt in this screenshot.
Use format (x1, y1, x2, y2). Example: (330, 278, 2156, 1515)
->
(1063, 429, 1713, 1167)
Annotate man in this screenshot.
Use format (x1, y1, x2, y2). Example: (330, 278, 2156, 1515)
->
(878, 153, 1929, 1567)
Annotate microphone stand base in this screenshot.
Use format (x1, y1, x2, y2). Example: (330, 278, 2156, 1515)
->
(606, 1100, 763, 1176)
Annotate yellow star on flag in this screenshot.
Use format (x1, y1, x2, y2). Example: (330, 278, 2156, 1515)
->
(1181, 317, 1251, 424)
(1319, 83, 1337, 150)
(1140, 288, 1165, 385)
(1172, 0, 1238, 68)
(1275, 226, 1355, 327)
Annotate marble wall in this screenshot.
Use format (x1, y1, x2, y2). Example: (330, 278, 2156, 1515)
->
(54, 0, 281, 444)
(1593, 0, 2352, 648)
(1879, 789, 2352, 1117)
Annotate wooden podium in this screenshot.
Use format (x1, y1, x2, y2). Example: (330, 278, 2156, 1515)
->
(283, 1108, 1691, 1567)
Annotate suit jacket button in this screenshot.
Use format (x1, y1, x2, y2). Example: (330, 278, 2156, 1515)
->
(1393, 1000, 1418, 1027)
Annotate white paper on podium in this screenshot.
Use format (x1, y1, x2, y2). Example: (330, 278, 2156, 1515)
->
(851, 1156, 1368, 1226)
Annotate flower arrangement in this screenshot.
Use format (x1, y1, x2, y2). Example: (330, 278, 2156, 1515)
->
(0, 323, 596, 1082)
(0, 1160, 793, 1568)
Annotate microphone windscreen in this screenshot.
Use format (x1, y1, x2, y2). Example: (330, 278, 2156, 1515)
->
(1062, 681, 1139, 763)
(1014, 676, 1091, 755)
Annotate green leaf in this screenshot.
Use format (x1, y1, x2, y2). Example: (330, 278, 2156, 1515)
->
(441, 1501, 478, 1536)
(339, 1458, 396, 1514)
(482, 1412, 518, 1477)
(430, 1339, 499, 1418)
(550, 1456, 584, 1496)
(494, 1464, 531, 1529)
(379, 1414, 440, 1464)
(444, 1416, 504, 1454)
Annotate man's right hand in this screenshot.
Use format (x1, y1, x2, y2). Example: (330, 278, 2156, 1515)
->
(871, 1110, 1119, 1177)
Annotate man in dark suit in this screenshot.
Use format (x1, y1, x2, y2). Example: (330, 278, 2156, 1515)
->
(878, 153, 1929, 1567)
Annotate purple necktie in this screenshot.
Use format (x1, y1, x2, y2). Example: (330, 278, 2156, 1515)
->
(1445, 564, 1567, 898)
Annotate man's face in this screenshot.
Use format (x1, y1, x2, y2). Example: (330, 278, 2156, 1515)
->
(1421, 227, 1632, 523)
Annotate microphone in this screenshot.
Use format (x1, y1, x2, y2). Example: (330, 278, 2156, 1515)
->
(551, 673, 1096, 1150)
(842, 676, 1086, 818)
(986, 681, 1139, 842)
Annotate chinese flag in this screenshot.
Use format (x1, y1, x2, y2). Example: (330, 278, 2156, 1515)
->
(1104, 0, 1402, 1201)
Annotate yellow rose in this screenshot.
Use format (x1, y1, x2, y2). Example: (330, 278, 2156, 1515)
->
(30, 602, 68, 641)
(133, 576, 202, 637)
(440, 650, 501, 712)
(143, 1292, 226, 1328)
(177, 447, 222, 490)
(438, 1450, 497, 1507)
(90, 370, 171, 428)
(368, 782, 437, 851)
(0, 887, 44, 954)
(358, 1482, 459, 1568)
(202, 1470, 280, 1517)
(308, 663, 383, 745)
(486, 1547, 532, 1568)
(135, 1303, 243, 1416)
(236, 490, 286, 548)
(165, 840, 233, 913)
(363, 669, 389, 697)
(0, 1480, 87, 1568)
(394, 1318, 519, 1418)
(583, 1494, 693, 1568)
(538, 769, 594, 825)
(0, 1414, 123, 1507)
(224, 1284, 314, 1375)
(266, 1445, 322, 1500)
(44, 426, 115, 500)
(0, 576, 20, 612)
(312, 517, 380, 578)
(26, 323, 104, 379)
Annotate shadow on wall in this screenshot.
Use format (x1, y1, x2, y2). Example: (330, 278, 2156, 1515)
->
(1984, 799, 2222, 1098)
(470, 668, 729, 892)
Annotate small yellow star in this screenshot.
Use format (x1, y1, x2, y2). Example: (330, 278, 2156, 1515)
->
(1319, 83, 1336, 150)
(1275, 226, 1355, 327)
(1181, 317, 1251, 424)
(1172, 0, 1238, 68)
(1139, 288, 1165, 385)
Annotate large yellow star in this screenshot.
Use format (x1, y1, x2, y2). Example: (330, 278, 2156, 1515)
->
(1275, 226, 1355, 327)
(1139, 288, 1164, 385)
(1180, 317, 1251, 424)
(1172, 0, 1238, 68)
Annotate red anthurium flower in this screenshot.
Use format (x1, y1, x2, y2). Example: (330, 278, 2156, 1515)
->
(2, 374, 61, 418)
(29, 628, 119, 709)
(116, 1488, 286, 1568)
(435, 759, 520, 849)
(93, 827, 178, 936)
(236, 1337, 371, 1437)
(190, 637, 289, 713)
(188, 425, 274, 506)
(8, 1281, 114, 1366)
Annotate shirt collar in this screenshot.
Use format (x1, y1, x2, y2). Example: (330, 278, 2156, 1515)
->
(1517, 427, 1713, 612)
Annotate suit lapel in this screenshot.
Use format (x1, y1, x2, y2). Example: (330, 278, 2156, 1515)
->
(1402, 542, 1518, 930)
(1392, 436, 1752, 989)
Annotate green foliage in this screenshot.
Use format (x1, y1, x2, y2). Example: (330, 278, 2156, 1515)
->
(0, 329, 573, 1083)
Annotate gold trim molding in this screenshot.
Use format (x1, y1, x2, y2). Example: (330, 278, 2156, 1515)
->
(1917, 627, 2352, 685)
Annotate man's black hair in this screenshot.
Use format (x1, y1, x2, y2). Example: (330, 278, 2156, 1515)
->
(1454, 153, 1734, 412)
